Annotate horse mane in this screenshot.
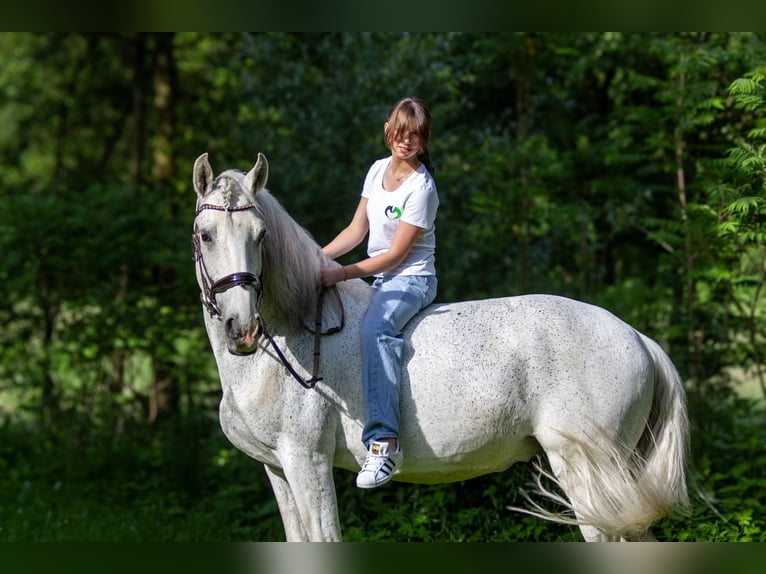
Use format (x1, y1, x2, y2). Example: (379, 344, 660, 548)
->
(206, 168, 335, 329)
(254, 187, 335, 328)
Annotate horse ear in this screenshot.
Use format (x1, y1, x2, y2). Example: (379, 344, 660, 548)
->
(193, 153, 214, 198)
(244, 153, 268, 195)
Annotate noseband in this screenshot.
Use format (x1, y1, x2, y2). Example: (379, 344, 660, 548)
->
(192, 201, 323, 389)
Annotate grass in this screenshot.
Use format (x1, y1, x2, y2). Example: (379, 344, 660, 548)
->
(1, 391, 764, 543)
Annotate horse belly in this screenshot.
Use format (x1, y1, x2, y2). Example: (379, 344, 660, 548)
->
(396, 432, 541, 484)
(396, 316, 538, 483)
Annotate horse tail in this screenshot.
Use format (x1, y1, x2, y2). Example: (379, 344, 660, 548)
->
(512, 333, 690, 540)
(634, 332, 691, 517)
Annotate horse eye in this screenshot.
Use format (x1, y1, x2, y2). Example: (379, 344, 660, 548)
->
(200, 232, 212, 243)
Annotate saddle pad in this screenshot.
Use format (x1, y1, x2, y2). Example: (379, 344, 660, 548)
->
(303, 285, 344, 335)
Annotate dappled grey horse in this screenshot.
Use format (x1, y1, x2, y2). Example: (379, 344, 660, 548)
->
(191, 152, 689, 541)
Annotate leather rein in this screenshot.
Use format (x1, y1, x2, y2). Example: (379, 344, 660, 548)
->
(192, 202, 323, 389)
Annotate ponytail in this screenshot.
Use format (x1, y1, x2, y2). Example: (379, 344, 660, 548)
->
(418, 149, 435, 176)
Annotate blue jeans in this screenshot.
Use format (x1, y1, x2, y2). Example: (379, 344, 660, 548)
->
(360, 274, 438, 447)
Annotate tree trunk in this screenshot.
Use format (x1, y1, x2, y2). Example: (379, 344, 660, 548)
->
(149, 32, 180, 423)
(152, 32, 175, 183)
(674, 70, 703, 390)
(130, 32, 147, 190)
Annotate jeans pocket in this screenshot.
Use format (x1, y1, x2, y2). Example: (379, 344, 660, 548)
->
(412, 275, 437, 309)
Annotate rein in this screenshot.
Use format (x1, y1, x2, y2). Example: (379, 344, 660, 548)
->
(260, 290, 324, 389)
(193, 201, 323, 389)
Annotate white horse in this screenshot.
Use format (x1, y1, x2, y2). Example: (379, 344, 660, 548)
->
(191, 152, 690, 542)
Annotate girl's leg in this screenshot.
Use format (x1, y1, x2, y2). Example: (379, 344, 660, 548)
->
(359, 274, 437, 446)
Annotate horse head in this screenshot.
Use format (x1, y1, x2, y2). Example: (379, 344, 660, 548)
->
(192, 152, 269, 355)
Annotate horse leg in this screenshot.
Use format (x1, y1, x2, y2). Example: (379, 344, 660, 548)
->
(279, 448, 342, 542)
(620, 528, 657, 542)
(264, 465, 309, 541)
(544, 450, 613, 542)
(540, 430, 667, 542)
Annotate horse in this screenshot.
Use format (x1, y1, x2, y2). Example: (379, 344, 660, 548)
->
(191, 152, 690, 542)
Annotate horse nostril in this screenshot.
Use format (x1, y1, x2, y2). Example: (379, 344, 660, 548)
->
(225, 317, 240, 340)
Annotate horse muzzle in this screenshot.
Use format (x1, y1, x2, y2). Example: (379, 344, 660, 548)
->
(225, 315, 264, 356)
(193, 263, 265, 354)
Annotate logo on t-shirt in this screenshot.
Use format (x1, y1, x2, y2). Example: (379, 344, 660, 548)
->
(385, 205, 402, 220)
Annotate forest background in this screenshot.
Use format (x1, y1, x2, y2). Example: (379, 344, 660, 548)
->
(0, 32, 765, 543)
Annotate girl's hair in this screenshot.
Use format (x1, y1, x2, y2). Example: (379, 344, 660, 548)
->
(384, 96, 435, 175)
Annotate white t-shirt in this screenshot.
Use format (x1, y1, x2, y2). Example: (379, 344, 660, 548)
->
(361, 157, 439, 277)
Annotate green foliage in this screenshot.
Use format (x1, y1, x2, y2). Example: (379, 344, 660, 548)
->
(2, 32, 766, 542)
(0, 415, 283, 542)
(669, 393, 766, 542)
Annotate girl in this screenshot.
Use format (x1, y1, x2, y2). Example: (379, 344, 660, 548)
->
(320, 96, 439, 489)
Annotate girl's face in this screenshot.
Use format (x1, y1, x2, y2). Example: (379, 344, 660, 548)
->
(385, 120, 424, 161)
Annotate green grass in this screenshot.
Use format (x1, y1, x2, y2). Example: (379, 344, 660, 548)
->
(1, 393, 764, 542)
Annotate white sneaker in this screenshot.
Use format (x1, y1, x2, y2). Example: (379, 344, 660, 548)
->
(356, 440, 403, 489)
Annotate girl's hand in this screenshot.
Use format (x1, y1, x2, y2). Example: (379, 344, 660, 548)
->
(320, 266, 346, 288)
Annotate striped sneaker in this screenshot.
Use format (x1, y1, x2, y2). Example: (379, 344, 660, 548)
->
(356, 440, 403, 489)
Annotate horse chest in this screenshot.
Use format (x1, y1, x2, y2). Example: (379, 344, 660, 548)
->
(215, 387, 276, 464)
(217, 363, 333, 467)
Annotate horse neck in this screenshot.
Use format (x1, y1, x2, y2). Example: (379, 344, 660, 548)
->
(257, 191, 328, 328)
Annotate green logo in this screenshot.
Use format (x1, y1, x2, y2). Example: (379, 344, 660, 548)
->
(385, 206, 402, 220)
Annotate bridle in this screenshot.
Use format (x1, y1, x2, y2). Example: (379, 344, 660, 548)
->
(192, 204, 263, 320)
(192, 201, 323, 389)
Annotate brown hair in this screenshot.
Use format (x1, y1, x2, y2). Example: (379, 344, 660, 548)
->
(383, 96, 434, 175)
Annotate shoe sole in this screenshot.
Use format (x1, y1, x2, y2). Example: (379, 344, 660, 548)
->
(356, 476, 394, 489)
(355, 456, 402, 489)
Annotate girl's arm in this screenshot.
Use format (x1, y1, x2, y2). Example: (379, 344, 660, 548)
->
(322, 198, 369, 259)
(321, 220, 422, 287)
